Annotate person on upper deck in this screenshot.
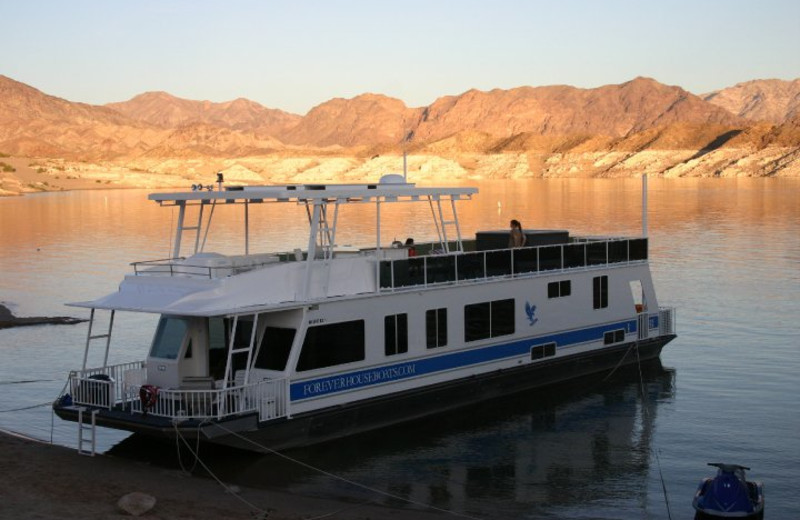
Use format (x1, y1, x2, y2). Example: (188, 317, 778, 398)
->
(509, 219, 526, 248)
(405, 238, 417, 257)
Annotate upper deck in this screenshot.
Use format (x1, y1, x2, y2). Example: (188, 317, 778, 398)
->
(70, 177, 648, 316)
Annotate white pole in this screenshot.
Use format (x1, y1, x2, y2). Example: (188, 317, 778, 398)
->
(642, 174, 648, 237)
(403, 151, 408, 182)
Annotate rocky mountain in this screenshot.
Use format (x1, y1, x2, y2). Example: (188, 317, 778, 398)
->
(273, 78, 745, 149)
(282, 93, 422, 148)
(0, 75, 165, 159)
(1, 74, 799, 192)
(106, 91, 300, 136)
(140, 122, 285, 158)
(704, 79, 800, 123)
(413, 78, 742, 144)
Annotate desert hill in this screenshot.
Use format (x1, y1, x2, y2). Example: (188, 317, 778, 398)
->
(414, 78, 743, 144)
(1, 74, 799, 195)
(106, 91, 300, 136)
(704, 79, 800, 123)
(0, 75, 166, 159)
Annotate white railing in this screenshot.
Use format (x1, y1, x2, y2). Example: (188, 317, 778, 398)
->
(66, 362, 289, 422)
(131, 253, 281, 279)
(69, 361, 145, 409)
(129, 378, 289, 421)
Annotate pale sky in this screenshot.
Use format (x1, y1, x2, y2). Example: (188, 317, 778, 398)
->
(2, 0, 798, 115)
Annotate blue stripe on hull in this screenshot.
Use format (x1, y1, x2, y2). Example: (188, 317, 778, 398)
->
(291, 318, 640, 401)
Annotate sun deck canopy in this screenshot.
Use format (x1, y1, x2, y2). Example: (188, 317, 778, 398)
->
(149, 181, 478, 206)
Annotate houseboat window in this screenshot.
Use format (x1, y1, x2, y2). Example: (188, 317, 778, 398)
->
(464, 299, 515, 342)
(593, 275, 609, 309)
(547, 280, 572, 298)
(465, 302, 490, 342)
(384, 314, 408, 356)
(629, 238, 648, 260)
(296, 320, 365, 371)
(150, 317, 189, 360)
(254, 327, 296, 371)
(603, 329, 626, 344)
(491, 299, 515, 337)
(531, 342, 557, 360)
(426, 308, 448, 349)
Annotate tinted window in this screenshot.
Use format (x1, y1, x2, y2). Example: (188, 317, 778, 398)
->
(255, 327, 296, 371)
(297, 320, 365, 371)
(593, 275, 609, 309)
(384, 314, 408, 356)
(150, 317, 188, 359)
(464, 302, 491, 342)
(426, 308, 448, 348)
(465, 299, 515, 342)
(491, 299, 515, 337)
(548, 280, 571, 298)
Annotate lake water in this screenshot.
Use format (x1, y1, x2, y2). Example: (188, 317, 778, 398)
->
(1, 178, 798, 519)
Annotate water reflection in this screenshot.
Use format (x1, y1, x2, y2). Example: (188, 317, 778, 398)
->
(110, 360, 675, 519)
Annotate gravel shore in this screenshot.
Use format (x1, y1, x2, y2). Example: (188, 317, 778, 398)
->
(0, 430, 447, 520)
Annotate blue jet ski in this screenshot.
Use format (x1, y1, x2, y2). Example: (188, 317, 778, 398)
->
(693, 463, 764, 519)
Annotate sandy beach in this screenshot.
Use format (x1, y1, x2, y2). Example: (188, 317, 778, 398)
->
(0, 430, 449, 520)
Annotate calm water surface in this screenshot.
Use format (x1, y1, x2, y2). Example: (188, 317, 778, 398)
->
(1, 178, 798, 519)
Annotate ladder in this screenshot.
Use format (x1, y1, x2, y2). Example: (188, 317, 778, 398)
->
(305, 200, 339, 260)
(221, 314, 259, 389)
(77, 407, 98, 456)
(82, 309, 115, 370)
(172, 200, 210, 258)
(429, 195, 465, 253)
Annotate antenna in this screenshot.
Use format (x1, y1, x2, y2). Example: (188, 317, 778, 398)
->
(642, 174, 648, 237)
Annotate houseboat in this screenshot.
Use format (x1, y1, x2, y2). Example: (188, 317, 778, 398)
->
(53, 174, 676, 453)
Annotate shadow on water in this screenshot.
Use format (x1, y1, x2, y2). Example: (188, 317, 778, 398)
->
(110, 360, 676, 518)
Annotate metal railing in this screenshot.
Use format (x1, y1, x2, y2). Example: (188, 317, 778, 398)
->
(69, 361, 145, 409)
(128, 378, 289, 421)
(131, 256, 280, 279)
(379, 237, 648, 290)
(66, 362, 289, 421)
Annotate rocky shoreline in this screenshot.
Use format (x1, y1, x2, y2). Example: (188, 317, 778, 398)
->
(0, 303, 86, 330)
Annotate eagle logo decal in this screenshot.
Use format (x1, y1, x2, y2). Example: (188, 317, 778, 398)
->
(525, 301, 538, 326)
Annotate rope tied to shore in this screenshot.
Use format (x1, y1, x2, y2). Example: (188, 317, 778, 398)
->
(0, 401, 52, 413)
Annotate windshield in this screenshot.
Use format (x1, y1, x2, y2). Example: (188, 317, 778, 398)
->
(150, 317, 189, 360)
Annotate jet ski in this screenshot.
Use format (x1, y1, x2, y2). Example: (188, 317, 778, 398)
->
(693, 463, 764, 519)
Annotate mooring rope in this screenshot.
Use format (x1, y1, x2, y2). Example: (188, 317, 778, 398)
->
(0, 379, 57, 385)
(172, 421, 270, 518)
(0, 401, 52, 413)
(173, 420, 203, 475)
